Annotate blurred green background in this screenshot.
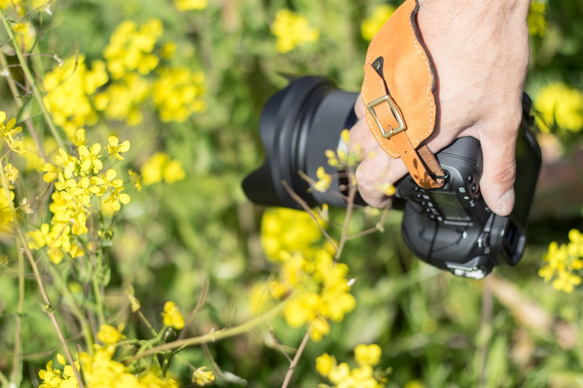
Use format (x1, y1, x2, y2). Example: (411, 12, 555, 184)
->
(1, 0, 583, 386)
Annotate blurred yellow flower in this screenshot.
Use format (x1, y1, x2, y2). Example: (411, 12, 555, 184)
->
(175, 0, 207, 12)
(539, 229, 583, 293)
(260, 207, 325, 261)
(152, 67, 207, 122)
(97, 323, 125, 345)
(317, 344, 386, 387)
(354, 343, 382, 366)
(316, 353, 336, 377)
(43, 55, 108, 138)
(141, 152, 186, 186)
(271, 249, 355, 342)
(314, 166, 332, 193)
(534, 82, 583, 133)
(361, 4, 395, 41)
(162, 301, 185, 330)
(12, 21, 36, 52)
(192, 366, 215, 386)
(271, 9, 319, 53)
(528, 1, 546, 37)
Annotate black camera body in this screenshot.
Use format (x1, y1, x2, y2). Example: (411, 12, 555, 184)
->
(243, 76, 542, 278)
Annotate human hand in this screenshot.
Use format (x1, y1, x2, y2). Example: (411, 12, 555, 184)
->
(349, 0, 532, 216)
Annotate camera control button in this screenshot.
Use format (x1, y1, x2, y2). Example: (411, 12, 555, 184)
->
(467, 175, 475, 184)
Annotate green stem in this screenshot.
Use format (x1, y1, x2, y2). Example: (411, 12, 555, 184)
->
(15, 228, 85, 388)
(91, 249, 106, 326)
(9, 239, 25, 386)
(44, 262, 95, 355)
(0, 370, 9, 387)
(281, 329, 311, 388)
(127, 299, 288, 362)
(0, 10, 65, 150)
(335, 169, 357, 260)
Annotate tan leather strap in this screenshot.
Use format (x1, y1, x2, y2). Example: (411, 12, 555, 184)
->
(361, 0, 445, 189)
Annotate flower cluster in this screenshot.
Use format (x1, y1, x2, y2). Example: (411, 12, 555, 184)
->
(260, 207, 326, 260)
(38, 354, 81, 388)
(80, 346, 179, 387)
(539, 229, 583, 293)
(141, 152, 186, 186)
(316, 344, 388, 387)
(325, 130, 362, 170)
(360, 5, 395, 42)
(43, 56, 109, 138)
(152, 67, 207, 122)
(43, 18, 208, 130)
(104, 19, 163, 80)
(271, 9, 319, 53)
(535, 82, 583, 134)
(0, 110, 26, 154)
(269, 249, 356, 342)
(26, 130, 131, 264)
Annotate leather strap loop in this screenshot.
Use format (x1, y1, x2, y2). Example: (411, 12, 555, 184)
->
(361, 0, 445, 189)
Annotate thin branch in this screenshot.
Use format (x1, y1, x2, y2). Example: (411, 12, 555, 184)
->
(15, 228, 85, 388)
(281, 180, 337, 251)
(281, 330, 311, 388)
(127, 299, 288, 362)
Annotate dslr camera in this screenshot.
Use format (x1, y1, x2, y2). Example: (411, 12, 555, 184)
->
(243, 76, 542, 279)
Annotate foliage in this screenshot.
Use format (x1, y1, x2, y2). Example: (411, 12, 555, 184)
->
(0, 0, 581, 387)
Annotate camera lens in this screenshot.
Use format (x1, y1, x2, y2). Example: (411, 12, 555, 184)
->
(242, 76, 358, 209)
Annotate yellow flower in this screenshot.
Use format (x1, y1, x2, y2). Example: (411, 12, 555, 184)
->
(141, 152, 186, 186)
(528, 1, 546, 37)
(97, 323, 125, 345)
(314, 166, 332, 193)
(81, 345, 179, 387)
(175, 0, 207, 12)
(540, 229, 583, 293)
(38, 355, 81, 388)
(270, 249, 355, 341)
(43, 55, 108, 138)
(12, 21, 36, 52)
(271, 9, 319, 53)
(260, 207, 325, 261)
(361, 4, 395, 41)
(152, 67, 207, 122)
(309, 316, 330, 342)
(354, 343, 382, 366)
(316, 353, 336, 377)
(192, 366, 215, 386)
(162, 301, 185, 330)
(534, 82, 583, 133)
(128, 169, 142, 192)
(106, 135, 131, 160)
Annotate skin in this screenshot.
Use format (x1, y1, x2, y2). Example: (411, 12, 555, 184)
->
(349, 0, 532, 216)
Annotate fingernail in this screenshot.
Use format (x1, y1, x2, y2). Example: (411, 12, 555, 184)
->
(498, 189, 515, 216)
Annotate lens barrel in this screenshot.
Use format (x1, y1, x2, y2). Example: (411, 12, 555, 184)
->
(242, 76, 357, 209)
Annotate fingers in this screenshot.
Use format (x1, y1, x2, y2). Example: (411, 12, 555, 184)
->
(477, 116, 520, 216)
(347, 113, 408, 208)
(355, 152, 408, 207)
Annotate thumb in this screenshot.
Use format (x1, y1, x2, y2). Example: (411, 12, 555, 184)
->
(478, 125, 519, 216)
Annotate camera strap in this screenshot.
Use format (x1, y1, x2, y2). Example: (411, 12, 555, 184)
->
(361, 0, 446, 189)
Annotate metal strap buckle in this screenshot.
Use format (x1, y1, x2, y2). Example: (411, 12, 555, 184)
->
(366, 95, 406, 139)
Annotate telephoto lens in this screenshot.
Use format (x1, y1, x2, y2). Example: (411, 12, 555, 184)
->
(241, 76, 358, 209)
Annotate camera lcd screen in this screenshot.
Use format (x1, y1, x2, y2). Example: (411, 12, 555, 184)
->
(428, 192, 470, 222)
